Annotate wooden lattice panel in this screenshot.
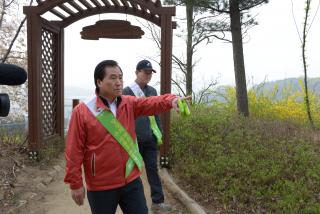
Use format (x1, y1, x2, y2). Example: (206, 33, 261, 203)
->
(41, 29, 57, 137)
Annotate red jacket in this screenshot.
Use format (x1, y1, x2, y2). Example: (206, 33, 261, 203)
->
(64, 94, 176, 191)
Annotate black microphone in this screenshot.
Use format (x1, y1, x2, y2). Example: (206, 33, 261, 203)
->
(0, 63, 27, 86)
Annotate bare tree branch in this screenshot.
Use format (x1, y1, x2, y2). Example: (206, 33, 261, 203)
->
(193, 14, 220, 27)
(290, 0, 303, 44)
(2, 16, 26, 63)
(197, 80, 218, 104)
(137, 19, 161, 49)
(2, 0, 33, 63)
(204, 5, 230, 14)
(172, 55, 187, 75)
(239, 0, 267, 12)
(171, 78, 186, 97)
(5, 0, 15, 8)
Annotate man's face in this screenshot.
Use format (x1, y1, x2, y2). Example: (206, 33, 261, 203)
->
(97, 66, 123, 99)
(136, 69, 153, 85)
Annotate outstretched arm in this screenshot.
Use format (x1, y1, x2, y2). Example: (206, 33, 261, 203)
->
(132, 94, 192, 118)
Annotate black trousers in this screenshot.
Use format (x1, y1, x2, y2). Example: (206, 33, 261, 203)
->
(138, 140, 164, 204)
(87, 178, 148, 214)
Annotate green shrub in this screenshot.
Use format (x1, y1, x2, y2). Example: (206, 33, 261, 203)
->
(170, 105, 320, 213)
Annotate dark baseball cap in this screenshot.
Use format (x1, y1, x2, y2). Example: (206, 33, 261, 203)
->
(136, 60, 156, 73)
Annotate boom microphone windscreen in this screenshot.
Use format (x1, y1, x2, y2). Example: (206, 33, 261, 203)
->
(0, 63, 27, 86)
(0, 93, 10, 117)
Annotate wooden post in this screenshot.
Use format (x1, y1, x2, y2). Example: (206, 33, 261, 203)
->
(56, 28, 65, 138)
(160, 15, 173, 168)
(26, 13, 43, 152)
(72, 99, 80, 109)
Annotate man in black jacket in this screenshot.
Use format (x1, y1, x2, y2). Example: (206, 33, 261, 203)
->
(123, 60, 172, 212)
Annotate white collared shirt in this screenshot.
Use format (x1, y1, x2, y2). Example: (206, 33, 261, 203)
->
(108, 100, 117, 117)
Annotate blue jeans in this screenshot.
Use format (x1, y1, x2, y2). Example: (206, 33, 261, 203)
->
(87, 178, 148, 214)
(138, 140, 164, 204)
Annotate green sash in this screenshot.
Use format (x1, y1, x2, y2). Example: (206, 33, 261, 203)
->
(149, 116, 163, 146)
(96, 110, 143, 178)
(129, 82, 163, 146)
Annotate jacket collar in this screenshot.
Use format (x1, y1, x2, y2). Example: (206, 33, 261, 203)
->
(96, 95, 122, 110)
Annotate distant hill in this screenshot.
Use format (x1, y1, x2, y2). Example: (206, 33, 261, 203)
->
(254, 77, 320, 100)
(203, 77, 320, 103)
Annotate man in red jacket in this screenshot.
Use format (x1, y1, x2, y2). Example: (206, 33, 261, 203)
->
(64, 60, 187, 214)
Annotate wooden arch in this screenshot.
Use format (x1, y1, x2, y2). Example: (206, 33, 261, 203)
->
(24, 0, 175, 167)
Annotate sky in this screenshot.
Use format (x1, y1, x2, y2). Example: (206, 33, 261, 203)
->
(62, 0, 320, 93)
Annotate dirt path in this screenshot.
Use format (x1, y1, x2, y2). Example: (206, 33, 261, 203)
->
(13, 155, 188, 214)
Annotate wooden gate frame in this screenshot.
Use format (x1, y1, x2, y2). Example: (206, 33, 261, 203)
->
(24, 0, 175, 167)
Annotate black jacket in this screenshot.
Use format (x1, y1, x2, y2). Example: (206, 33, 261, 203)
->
(123, 85, 162, 143)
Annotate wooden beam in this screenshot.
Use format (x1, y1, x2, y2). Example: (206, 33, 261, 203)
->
(58, 7, 161, 27)
(110, 0, 121, 7)
(51, 8, 67, 19)
(41, 17, 61, 32)
(25, 0, 175, 18)
(155, 0, 161, 7)
(69, 1, 85, 12)
(59, 4, 76, 15)
(131, 0, 175, 15)
(101, 0, 112, 7)
(158, 6, 175, 15)
(131, 0, 155, 12)
(90, 0, 103, 7)
(119, 0, 130, 8)
(36, 0, 43, 5)
(130, 1, 139, 10)
(146, 0, 161, 7)
(78, 0, 94, 9)
(34, 0, 66, 15)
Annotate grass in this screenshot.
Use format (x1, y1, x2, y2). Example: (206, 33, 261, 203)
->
(37, 136, 65, 162)
(0, 128, 26, 146)
(0, 127, 65, 163)
(170, 104, 320, 213)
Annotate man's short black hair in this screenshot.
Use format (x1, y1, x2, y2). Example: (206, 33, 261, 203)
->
(94, 60, 122, 93)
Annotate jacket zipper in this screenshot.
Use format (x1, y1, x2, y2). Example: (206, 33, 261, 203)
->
(91, 153, 96, 177)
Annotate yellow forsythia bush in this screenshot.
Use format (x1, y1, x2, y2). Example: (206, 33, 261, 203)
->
(222, 85, 320, 128)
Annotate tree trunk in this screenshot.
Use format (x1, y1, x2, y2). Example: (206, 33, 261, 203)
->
(229, 0, 249, 116)
(302, 0, 314, 127)
(0, 0, 6, 29)
(186, 2, 193, 96)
